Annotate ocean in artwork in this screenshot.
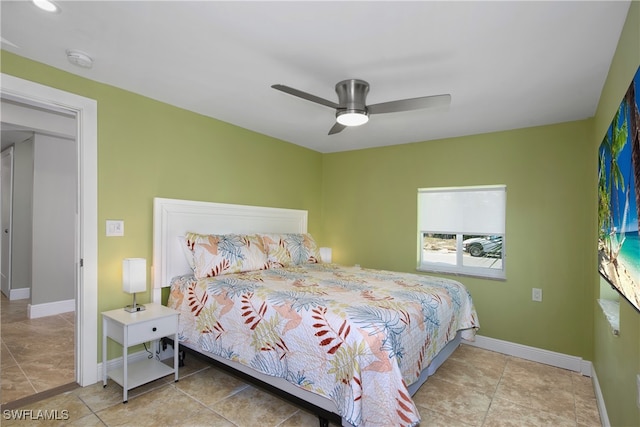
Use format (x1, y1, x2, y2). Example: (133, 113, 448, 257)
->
(616, 230, 640, 283)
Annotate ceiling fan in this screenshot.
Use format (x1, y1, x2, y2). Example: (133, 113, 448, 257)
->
(271, 79, 451, 135)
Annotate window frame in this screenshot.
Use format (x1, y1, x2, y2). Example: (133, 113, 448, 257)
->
(417, 185, 506, 280)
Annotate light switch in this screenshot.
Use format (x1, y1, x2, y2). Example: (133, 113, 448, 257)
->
(106, 220, 124, 236)
(532, 288, 542, 302)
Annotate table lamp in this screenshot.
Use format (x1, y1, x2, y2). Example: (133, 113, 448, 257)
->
(123, 258, 146, 312)
(319, 247, 332, 263)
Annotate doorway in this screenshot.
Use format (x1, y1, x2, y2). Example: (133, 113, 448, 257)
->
(1, 118, 77, 403)
(0, 74, 98, 394)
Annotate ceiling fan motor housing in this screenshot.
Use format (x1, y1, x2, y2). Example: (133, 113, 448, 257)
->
(335, 79, 369, 116)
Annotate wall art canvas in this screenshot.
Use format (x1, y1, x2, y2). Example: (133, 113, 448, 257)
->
(598, 66, 640, 312)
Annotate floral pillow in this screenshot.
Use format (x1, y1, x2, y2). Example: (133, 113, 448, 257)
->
(261, 233, 321, 268)
(185, 232, 268, 279)
(178, 235, 196, 270)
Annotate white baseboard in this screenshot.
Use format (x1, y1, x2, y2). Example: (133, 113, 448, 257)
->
(590, 365, 610, 427)
(10, 287, 30, 300)
(464, 334, 592, 376)
(28, 298, 75, 319)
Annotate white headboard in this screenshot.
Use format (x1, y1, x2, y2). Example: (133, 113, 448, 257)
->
(152, 197, 308, 303)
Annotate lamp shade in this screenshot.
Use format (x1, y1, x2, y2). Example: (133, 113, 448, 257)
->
(122, 258, 146, 294)
(319, 247, 332, 263)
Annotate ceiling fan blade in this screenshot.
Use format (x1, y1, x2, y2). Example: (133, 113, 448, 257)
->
(328, 122, 346, 135)
(367, 94, 451, 115)
(271, 84, 340, 109)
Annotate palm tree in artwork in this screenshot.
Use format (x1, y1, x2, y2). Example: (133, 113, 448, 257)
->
(624, 80, 640, 232)
(598, 152, 611, 242)
(599, 107, 628, 261)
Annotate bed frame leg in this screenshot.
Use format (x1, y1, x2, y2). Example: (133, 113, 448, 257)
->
(318, 416, 329, 427)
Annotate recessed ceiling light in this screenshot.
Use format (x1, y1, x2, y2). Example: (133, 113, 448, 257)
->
(66, 49, 93, 69)
(32, 0, 60, 13)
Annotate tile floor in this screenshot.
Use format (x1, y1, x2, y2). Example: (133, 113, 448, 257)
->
(1, 294, 76, 404)
(0, 343, 602, 426)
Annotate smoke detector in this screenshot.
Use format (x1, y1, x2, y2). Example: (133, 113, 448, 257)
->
(66, 49, 93, 69)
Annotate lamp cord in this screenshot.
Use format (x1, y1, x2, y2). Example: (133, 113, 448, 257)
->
(143, 342, 154, 359)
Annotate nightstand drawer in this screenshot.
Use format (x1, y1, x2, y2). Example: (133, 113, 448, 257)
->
(126, 314, 177, 345)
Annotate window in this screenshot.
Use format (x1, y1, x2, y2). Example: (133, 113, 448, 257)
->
(417, 185, 506, 279)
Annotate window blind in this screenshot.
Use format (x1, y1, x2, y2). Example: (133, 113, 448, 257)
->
(418, 185, 506, 234)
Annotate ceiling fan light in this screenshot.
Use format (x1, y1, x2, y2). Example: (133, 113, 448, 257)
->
(336, 111, 369, 127)
(32, 0, 60, 13)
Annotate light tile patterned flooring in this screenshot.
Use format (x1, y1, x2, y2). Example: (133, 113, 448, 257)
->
(1, 294, 76, 405)
(0, 333, 602, 426)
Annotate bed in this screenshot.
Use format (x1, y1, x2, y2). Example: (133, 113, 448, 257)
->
(152, 198, 479, 427)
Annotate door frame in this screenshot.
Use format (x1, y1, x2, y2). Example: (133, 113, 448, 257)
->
(1, 73, 98, 386)
(1, 146, 14, 298)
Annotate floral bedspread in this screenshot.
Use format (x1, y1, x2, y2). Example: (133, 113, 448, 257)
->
(168, 263, 479, 427)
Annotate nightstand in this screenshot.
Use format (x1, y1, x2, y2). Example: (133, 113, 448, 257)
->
(102, 303, 180, 403)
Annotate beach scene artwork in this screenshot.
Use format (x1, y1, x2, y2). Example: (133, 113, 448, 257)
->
(598, 66, 640, 312)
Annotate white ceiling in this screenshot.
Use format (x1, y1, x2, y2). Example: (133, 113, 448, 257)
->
(0, 1, 631, 153)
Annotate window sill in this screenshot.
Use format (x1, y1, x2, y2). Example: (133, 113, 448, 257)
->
(597, 299, 620, 336)
(416, 267, 506, 281)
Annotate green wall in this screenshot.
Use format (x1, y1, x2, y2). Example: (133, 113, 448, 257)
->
(1, 51, 324, 359)
(323, 120, 594, 359)
(591, 1, 640, 426)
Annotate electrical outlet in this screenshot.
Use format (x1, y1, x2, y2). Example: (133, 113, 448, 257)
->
(532, 288, 543, 302)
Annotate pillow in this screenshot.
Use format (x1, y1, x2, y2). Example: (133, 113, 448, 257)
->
(186, 233, 268, 279)
(178, 235, 195, 270)
(261, 233, 321, 267)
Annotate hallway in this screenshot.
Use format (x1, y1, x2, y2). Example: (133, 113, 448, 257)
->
(1, 294, 75, 404)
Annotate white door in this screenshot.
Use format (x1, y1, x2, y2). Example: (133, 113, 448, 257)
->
(1, 147, 14, 298)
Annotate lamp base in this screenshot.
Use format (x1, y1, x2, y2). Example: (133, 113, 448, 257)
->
(124, 304, 145, 313)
